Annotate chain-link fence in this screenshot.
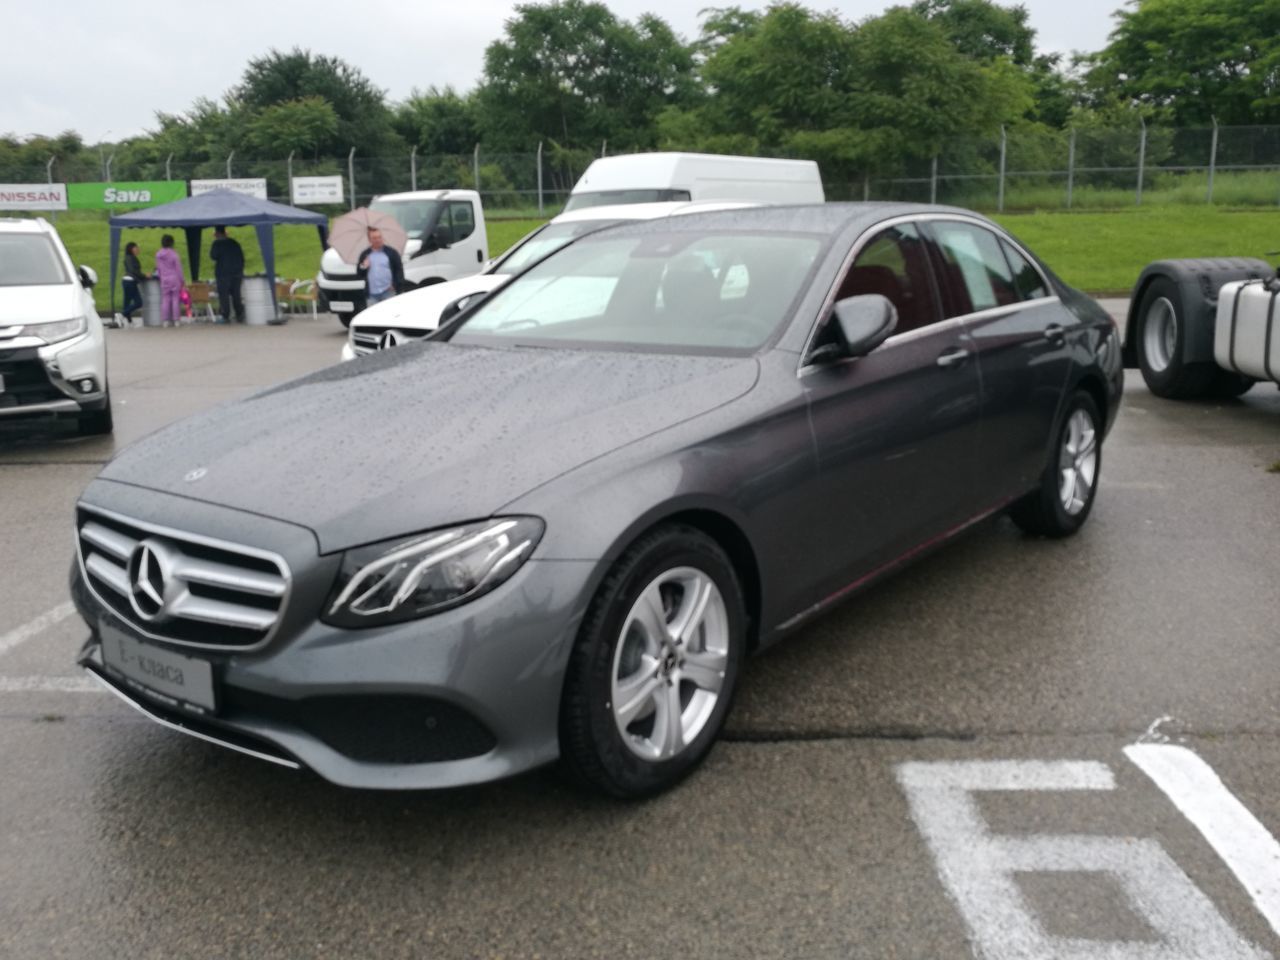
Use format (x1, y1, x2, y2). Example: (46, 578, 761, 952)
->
(4, 126, 1280, 215)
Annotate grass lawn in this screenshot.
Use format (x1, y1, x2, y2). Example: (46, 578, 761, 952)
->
(42, 205, 1280, 312)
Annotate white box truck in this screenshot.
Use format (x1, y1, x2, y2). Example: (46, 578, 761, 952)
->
(563, 153, 824, 211)
(317, 189, 488, 326)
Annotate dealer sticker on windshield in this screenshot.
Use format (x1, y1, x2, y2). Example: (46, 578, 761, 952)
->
(100, 622, 216, 714)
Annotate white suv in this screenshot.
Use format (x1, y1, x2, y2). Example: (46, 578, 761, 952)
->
(0, 218, 111, 435)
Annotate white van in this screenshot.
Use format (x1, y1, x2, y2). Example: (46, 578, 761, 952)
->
(317, 189, 488, 325)
(563, 153, 824, 212)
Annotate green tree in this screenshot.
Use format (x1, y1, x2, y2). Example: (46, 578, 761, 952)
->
(476, 0, 697, 150)
(247, 97, 340, 159)
(1084, 0, 1280, 126)
(911, 0, 1035, 65)
(394, 86, 480, 156)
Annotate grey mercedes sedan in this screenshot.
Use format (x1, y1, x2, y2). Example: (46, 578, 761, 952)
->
(72, 204, 1122, 798)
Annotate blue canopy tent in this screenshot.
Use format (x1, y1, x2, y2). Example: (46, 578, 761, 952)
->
(108, 189, 328, 317)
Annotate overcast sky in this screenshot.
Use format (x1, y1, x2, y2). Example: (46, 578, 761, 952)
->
(1, 0, 1123, 143)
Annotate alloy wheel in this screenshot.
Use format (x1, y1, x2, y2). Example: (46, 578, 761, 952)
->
(1058, 408, 1098, 516)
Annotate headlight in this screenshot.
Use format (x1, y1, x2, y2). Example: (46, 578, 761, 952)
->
(30, 317, 87, 345)
(322, 517, 544, 628)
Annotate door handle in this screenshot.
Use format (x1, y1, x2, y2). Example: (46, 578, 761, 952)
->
(936, 347, 971, 368)
(1044, 323, 1066, 343)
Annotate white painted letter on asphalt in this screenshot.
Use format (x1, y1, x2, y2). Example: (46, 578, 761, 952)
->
(896, 760, 1268, 960)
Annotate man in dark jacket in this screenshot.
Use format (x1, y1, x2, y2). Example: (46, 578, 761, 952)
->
(356, 227, 406, 306)
(210, 225, 246, 323)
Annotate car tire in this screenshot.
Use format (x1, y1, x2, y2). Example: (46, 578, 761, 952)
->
(560, 525, 746, 799)
(76, 391, 113, 436)
(1135, 277, 1219, 399)
(1010, 390, 1101, 539)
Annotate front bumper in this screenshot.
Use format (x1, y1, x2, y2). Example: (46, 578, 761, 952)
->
(71, 482, 594, 789)
(0, 333, 107, 419)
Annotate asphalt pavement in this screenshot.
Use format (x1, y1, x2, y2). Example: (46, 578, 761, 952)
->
(1, 308, 1279, 960)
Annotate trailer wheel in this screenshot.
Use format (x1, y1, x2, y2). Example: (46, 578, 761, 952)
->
(1135, 277, 1218, 399)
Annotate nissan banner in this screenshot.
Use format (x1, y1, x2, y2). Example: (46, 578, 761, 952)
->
(0, 183, 68, 210)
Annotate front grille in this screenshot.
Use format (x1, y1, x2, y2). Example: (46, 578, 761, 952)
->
(349, 326, 428, 356)
(77, 505, 290, 650)
(0, 348, 64, 409)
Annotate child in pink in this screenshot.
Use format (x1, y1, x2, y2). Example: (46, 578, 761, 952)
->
(154, 234, 185, 327)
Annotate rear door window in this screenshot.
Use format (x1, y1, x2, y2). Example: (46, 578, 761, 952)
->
(928, 221, 1020, 317)
(1000, 240, 1050, 301)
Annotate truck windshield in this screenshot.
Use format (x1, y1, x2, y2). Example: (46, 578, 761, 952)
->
(563, 189, 691, 212)
(369, 199, 445, 240)
(0, 234, 69, 287)
(491, 220, 621, 275)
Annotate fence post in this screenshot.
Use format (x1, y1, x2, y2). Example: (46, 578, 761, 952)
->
(410, 146, 417, 192)
(1066, 128, 1076, 209)
(930, 155, 938, 204)
(105, 150, 115, 181)
(863, 174, 870, 202)
(226, 151, 234, 179)
(1136, 118, 1146, 205)
(46, 156, 56, 224)
(165, 153, 173, 181)
(601, 139, 607, 158)
(348, 147, 356, 210)
(536, 141, 544, 216)
(473, 143, 480, 193)
(286, 151, 294, 202)
(1207, 116, 1219, 204)
(997, 126, 1007, 213)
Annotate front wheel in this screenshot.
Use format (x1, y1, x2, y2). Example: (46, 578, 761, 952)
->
(76, 391, 113, 436)
(1010, 391, 1101, 538)
(560, 525, 746, 799)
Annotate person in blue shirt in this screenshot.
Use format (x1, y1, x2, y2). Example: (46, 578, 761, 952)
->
(356, 227, 405, 306)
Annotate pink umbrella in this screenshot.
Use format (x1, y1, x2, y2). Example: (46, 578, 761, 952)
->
(328, 208, 408, 264)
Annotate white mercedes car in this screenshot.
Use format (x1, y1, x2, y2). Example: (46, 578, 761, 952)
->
(0, 217, 111, 434)
(340, 201, 753, 361)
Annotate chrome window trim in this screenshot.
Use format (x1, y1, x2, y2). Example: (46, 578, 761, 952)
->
(75, 502, 293, 653)
(796, 211, 1057, 376)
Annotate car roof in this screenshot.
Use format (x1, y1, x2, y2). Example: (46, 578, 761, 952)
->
(0, 217, 54, 235)
(586, 202, 994, 239)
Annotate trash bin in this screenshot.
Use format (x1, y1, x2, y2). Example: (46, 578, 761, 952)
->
(241, 276, 281, 325)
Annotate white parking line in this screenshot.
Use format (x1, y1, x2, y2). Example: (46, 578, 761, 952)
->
(0, 676, 100, 693)
(1126, 743, 1280, 941)
(0, 603, 75, 658)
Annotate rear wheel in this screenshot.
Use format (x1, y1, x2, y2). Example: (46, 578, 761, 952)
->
(1135, 277, 1218, 399)
(1010, 391, 1100, 538)
(560, 525, 745, 799)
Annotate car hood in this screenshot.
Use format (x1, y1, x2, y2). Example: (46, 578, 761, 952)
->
(0, 284, 83, 325)
(351, 274, 509, 333)
(98, 342, 759, 552)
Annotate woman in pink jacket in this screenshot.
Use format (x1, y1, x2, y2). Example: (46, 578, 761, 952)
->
(153, 234, 185, 327)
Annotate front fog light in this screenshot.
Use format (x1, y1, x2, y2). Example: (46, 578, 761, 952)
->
(322, 517, 544, 628)
(77, 378, 95, 394)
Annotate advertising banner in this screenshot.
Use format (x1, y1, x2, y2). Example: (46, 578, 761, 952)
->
(0, 183, 68, 210)
(191, 178, 268, 199)
(291, 175, 344, 205)
(67, 181, 187, 209)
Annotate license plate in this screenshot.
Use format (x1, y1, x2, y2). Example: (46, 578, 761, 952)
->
(100, 621, 217, 714)
(330, 301, 354, 313)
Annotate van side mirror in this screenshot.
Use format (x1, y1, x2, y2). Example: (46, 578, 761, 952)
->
(78, 265, 98, 289)
(830, 294, 897, 358)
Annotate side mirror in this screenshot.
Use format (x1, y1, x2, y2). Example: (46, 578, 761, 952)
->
(826, 294, 897, 360)
(78, 265, 98, 289)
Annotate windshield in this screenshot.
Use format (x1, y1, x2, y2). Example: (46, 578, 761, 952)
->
(453, 229, 823, 354)
(369, 199, 444, 240)
(0, 234, 70, 287)
(491, 220, 621, 275)
(563, 189, 692, 212)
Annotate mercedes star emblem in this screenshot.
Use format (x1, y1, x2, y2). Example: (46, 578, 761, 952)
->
(127, 540, 171, 621)
(378, 330, 403, 351)
(184, 467, 207, 483)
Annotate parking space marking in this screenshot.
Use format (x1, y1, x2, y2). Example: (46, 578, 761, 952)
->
(897, 759, 1268, 960)
(1127, 743, 1280, 940)
(0, 675, 100, 693)
(0, 603, 75, 658)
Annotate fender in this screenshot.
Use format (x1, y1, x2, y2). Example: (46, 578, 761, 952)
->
(1125, 258, 1272, 368)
